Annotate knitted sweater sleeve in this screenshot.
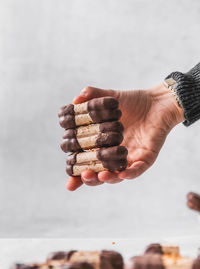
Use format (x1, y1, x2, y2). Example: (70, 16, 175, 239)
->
(165, 63, 200, 126)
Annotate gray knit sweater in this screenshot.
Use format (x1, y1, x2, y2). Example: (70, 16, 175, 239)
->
(166, 63, 200, 126)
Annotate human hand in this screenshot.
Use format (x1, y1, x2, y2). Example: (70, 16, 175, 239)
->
(66, 84, 184, 191)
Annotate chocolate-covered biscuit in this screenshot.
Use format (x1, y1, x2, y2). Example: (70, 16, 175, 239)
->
(187, 192, 200, 213)
(47, 251, 77, 262)
(144, 244, 163, 255)
(131, 247, 193, 269)
(129, 255, 164, 269)
(67, 250, 123, 269)
(61, 131, 123, 153)
(100, 250, 123, 269)
(61, 122, 124, 152)
(58, 97, 121, 129)
(144, 244, 179, 257)
(66, 146, 128, 176)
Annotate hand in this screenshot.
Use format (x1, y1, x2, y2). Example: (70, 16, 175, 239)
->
(66, 84, 184, 191)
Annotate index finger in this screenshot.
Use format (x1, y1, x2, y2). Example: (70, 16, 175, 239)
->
(73, 86, 118, 104)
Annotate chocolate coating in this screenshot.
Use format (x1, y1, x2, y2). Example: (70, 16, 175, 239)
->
(61, 135, 82, 153)
(58, 104, 75, 130)
(59, 114, 76, 129)
(47, 250, 77, 261)
(192, 257, 200, 269)
(99, 121, 124, 133)
(144, 244, 163, 255)
(67, 153, 77, 165)
(130, 255, 164, 269)
(66, 165, 73, 176)
(61, 129, 82, 152)
(58, 104, 75, 117)
(100, 250, 123, 269)
(96, 132, 123, 148)
(63, 129, 77, 139)
(97, 146, 128, 160)
(187, 192, 200, 212)
(89, 109, 121, 123)
(101, 159, 127, 171)
(61, 262, 94, 269)
(66, 153, 77, 176)
(88, 97, 119, 111)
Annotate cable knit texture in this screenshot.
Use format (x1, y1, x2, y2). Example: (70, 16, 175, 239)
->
(166, 63, 200, 126)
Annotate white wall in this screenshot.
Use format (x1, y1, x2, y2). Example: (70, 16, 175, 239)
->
(0, 0, 200, 238)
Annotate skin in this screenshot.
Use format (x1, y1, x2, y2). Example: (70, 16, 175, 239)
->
(66, 84, 184, 191)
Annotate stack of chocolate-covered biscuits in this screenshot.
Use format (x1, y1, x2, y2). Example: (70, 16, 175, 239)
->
(58, 97, 128, 176)
(11, 250, 124, 269)
(10, 244, 200, 269)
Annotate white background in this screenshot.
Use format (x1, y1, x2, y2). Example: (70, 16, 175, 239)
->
(0, 0, 200, 238)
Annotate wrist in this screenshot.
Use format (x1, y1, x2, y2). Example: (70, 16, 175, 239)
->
(148, 83, 185, 127)
(166, 64, 200, 126)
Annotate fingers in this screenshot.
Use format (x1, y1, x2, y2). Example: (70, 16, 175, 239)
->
(67, 160, 149, 190)
(66, 171, 104, 191)
(98, 171, 124, 184)
(78, 169, 123, 186)
(66, 160, 149, 188)
(66, 177, 83, 191)
(118, 161, 149, 180)
(73, 86, 119, 104)
(81, 170, 104, 186)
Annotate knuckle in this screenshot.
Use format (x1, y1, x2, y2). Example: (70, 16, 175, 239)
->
(109, 89, 121, 99)
(83, 86, 93, 94)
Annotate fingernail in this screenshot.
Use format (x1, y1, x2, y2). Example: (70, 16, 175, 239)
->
(80, 89, 88, 96)
(82, 176, 95, 182)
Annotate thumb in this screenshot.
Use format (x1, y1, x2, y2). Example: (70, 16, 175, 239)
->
(73, 86, 120, 104)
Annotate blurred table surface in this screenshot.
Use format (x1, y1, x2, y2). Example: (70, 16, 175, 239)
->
(1, 237, 200, 268)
